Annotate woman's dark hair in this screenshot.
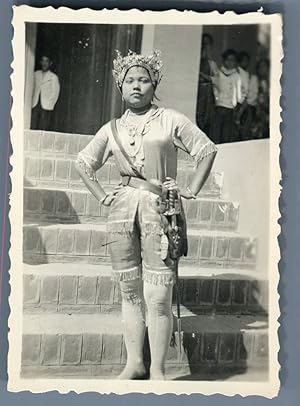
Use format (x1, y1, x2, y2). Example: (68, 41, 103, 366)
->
(202, 33, 214, 46)
(222, 48, 237, 61)
(237, 51, 250, 63)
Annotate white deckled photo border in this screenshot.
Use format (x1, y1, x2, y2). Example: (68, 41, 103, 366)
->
(8, 5, 282, 397)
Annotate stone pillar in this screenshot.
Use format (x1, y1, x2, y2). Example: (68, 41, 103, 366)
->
(141, 25, 203, 122)
(24, 23, 37, 129)
(141, 25, 155, 54)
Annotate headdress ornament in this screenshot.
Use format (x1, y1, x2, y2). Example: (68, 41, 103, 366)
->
(112, 49, 163, 88)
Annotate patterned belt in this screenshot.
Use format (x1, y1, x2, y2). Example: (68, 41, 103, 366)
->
(121, 175, 163, 196)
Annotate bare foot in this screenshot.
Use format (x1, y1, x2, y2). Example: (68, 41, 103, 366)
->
(117, 363, 146, 380)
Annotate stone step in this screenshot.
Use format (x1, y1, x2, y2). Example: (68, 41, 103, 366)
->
(24, 129, 195, 163)
(21, 313, 268, 379)
(23, 263, 267, 315)
(23, 187, 239, 231)
(23, 223, 257, 269)
(24, 155, 223, 198)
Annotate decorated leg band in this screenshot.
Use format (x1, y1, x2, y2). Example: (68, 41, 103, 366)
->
(143, 268, 174, 286)
(111, 265, 142, 282)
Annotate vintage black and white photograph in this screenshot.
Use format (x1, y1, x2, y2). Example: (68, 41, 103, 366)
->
(9, 7, 282, 397)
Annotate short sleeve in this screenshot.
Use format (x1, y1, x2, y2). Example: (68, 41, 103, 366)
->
(171, 110, 218, 167)
(76, 123, 112, 180)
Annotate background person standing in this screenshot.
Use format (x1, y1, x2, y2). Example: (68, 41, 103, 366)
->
(236, 51, 252, 140)
(31, 54, 60, 131)
(211, 49, 242, 143)
(254, 58, 270, 138)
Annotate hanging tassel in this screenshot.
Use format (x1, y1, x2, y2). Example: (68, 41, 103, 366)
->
(76, 155, 98, 182)
(111, 266, 141, 283)
(194, 142, 218, 169)
(143, 269, 174, 286)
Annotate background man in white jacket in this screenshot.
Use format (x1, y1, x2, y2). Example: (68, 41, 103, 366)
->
(31, 55, 60, 131)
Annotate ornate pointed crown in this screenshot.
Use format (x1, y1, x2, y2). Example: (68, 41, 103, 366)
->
(112, 49, 163, 88)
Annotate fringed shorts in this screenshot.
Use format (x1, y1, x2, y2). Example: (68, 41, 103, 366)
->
(106, 187, 176, 286)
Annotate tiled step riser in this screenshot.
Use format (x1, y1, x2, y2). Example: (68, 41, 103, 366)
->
(25, 130, 195, 163)
(24, 188, 239, 231)
(24, 156, 223, 197)
(25, 130, 93, 158)
(23, 274, 268, 315)
(23, 226, 257, 269)
(21, 331, 268, 375)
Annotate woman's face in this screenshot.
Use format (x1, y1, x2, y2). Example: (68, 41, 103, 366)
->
(121, 66, 155, 109)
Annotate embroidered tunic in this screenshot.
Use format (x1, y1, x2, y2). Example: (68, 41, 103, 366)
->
(77, 107, 217, 235)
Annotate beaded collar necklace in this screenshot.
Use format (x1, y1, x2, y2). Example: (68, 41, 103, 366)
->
(119, 104, 159, 146)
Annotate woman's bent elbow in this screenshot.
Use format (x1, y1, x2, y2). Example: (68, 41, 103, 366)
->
(74, 160, 83, 177)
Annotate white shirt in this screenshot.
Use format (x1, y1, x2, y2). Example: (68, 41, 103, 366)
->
(212, 67, 242, 109)
(32, 70, 60, 111)
(238, 67, 250, 103)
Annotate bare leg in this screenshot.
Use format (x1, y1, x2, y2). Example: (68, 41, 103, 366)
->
(118, 279, 146, 380)
(144, 281, 173, 380)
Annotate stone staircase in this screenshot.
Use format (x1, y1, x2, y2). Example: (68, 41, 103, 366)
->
(21, 129, 268, 381)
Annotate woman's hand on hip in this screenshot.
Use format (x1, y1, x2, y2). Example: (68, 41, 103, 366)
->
(101, 185, 122, 206)
(163, 177, 179, 191)
(163, 177, 194, 200)
(179, 187, 196, 199)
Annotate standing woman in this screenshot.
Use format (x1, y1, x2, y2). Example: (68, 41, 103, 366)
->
(76, 50, 217, 380)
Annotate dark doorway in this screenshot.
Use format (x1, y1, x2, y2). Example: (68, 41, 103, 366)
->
(33, 23, 142, 134)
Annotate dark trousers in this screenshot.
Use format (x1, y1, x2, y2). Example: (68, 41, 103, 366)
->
(211, 106, 234, 144)
(31, 99, 53, 131)
(239, 105, 257, 141)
